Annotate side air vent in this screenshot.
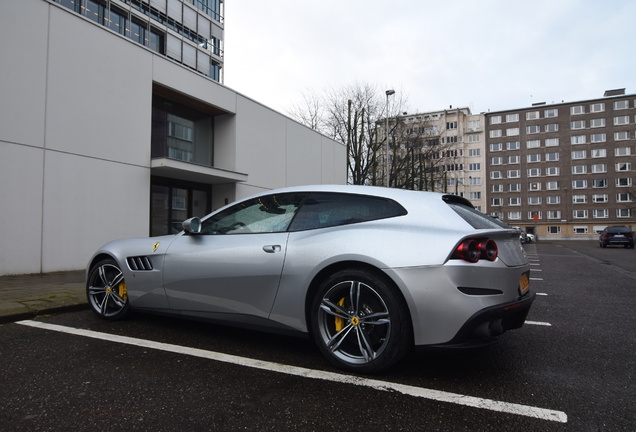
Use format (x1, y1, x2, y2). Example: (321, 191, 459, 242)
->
(127, 256, 153, 271)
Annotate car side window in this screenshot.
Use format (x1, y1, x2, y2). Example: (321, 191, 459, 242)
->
(199, 193, 306, 234)
(288, 193, 407, 231)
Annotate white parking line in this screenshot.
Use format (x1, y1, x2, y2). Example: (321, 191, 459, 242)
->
(16, 320, 567, 423)
(530, 278, 543, 281)
(536, 293, 548, 296)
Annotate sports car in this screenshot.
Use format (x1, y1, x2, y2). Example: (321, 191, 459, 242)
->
(86, 185, 534, 373)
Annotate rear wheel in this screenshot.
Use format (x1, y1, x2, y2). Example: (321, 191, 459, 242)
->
(87, 259, 130, 320)
(310, 269, 412, 373)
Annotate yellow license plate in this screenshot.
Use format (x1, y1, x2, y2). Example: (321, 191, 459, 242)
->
(519, 272, 530, 296)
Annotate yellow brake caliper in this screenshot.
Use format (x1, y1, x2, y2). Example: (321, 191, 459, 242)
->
(118, 281, 128, 300)
(335, 297, 345, 331)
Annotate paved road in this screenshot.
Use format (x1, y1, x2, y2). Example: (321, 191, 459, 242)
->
(0, 242, 634, 431)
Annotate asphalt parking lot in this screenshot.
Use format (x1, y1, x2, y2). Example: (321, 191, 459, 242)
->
(0, 241, 634, 431)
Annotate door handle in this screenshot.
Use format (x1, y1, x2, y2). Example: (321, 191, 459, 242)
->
(262, 245, 282, 253)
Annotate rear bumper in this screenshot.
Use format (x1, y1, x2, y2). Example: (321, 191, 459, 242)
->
(424, 292, 536, 348)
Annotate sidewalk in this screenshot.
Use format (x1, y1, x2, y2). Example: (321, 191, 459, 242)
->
(0, 270, 87, 323)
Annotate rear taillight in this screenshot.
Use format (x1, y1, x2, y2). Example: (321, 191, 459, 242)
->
(451, 238, 498, 263)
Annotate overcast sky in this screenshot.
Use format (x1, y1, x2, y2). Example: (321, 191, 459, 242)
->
(223, 0, 636, 116)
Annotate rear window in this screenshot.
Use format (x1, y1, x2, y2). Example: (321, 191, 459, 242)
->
(607, 226, 630, 233)
(288, 193, 407, 231)
(447, 202, 510, 230)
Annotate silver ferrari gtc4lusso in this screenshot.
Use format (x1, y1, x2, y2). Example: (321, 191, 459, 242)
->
(87, 185, 534, 373)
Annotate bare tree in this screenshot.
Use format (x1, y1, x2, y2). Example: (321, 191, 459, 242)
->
(288, 83, 408, 186)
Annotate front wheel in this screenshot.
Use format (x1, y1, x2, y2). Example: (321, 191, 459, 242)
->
(310, 269, 412, 373)
(87, 259, 130, 320)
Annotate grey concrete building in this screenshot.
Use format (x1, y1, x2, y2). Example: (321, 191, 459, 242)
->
(0, 0, 345, 276)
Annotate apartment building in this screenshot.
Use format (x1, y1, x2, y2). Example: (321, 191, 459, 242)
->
(385, 108, 486, 211)
(0, 0, 345, 276)
(485, 90, 636, 239)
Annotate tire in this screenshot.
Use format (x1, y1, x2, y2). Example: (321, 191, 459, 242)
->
(87, 259, 130, 320)
(309, 268, 412, 373)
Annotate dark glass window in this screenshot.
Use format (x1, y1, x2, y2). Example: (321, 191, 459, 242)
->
(289, 193, 407, 231)
(200, 194, 307, 235)
(84, 0, 106, 25)
(129, 19, 147, 45)
(149, 28, 165, 54)
(151, 178, 211, 236)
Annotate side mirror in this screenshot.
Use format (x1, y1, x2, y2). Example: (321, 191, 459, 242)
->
(182, 217, 202, 234)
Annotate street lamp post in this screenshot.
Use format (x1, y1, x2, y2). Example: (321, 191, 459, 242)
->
(385, 89, 395, 187)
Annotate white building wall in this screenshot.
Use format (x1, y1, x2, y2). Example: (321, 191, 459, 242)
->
(0, 0, 345, 276)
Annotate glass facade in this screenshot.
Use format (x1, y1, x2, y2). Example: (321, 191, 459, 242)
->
(151, 180, 211, 236)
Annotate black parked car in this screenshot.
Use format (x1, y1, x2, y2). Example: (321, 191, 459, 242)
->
(599, 226, 635, 248)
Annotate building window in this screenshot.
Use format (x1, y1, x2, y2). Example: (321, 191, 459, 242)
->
(545, 109, 558, 118)
(469, 163, 481, 171)
(526, 125, 540, 134)
(616, 162, 632, 172)
(509, 197, 521, 206)
(526, 111, 539, 120)
(508, 211, 521, 220)
(547, 196, 561, 204)
(528, 211, 542, 220)
(490, 130, 502, 138)
(506, 114, 519, 122)
(572, 180, 587, 189)
(509, 183, 521, 192)
(446, 121, 457, 129)
(529, 182, 541, 191)
(573, 210, 588, 219)
(573, 194, 587, 203)
(592, 194, 608, 203)
(590, 103, 605, 113)
(490, 116, 502, 124)
(83, 0, 107, 25)
(614, 115, 630, 125)
(571, 135, 586, 145)
(572, 165, 587, 175)
(489, 143, 503, 151)
(617, 192, 632, 202)
(470, 192, 481, 200)
(590, 133, 606, 143)
(491, 157, 503, 165)
(491, 171, 502, 179)
(614, 100, 629, 110)
(545, 138, 559, 147)
(152, 96, 214, 167)
(469, 177, 481, 185)
(548, 226, 561, 234)
(574, 226, 589, 234)
(491, 198, 503, 206)
(150, 180, 211, 236)
(528, 196, 542, 205)
(491, 184, 503, 193)
(615, 131, 629, 141)
(546, 181, 559, 190)
(593, 209, 608, 218)
(506, 128, 519, 136)
(528, 168, 541, 177)
(591, 164, 607, 173)
(527, 154, 541, 163)
(468, 148, 480, 157)
(617, 208, 632, 218)
(590, 118, 605, 128)
(616, 178, 633, 187)
(571, 120, 585, 130)
(571, 105, 584, 115)
(592, 179, 607, 188)
(546, 167, 560, 176)
(591, 149, 606, 158)
(545, 123, 559, 132)
(572, 150, 586, 160)
(508, 170, 521, 178)
(547, 210, 561, 219)
(527, 140, 540, 149)
(615, 147, 632, 156)
(546, 152, 560, 162)
(506, 141, 520, 150)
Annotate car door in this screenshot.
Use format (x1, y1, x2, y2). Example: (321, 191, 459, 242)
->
(162, 193, 306, 318)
